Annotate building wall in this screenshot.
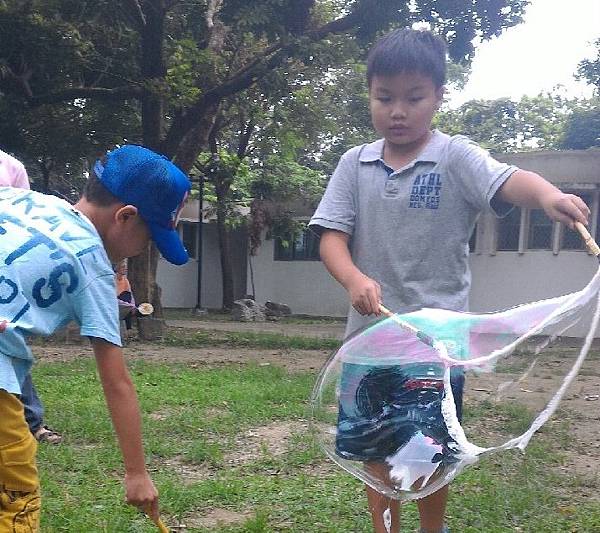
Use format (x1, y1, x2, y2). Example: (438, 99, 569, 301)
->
(246, 149, 600, 336)
(249, 236, 348, 316)
(157, 223, 248, 309)
(160, 149, 600, 336)
(249, 234, 600, 323)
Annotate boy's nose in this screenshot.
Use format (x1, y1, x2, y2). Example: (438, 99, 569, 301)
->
(390, 106, 407, 119)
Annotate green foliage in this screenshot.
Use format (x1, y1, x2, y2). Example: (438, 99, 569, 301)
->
(560, 99, 600, 150)
(163, 327, 340, 350)
(436, 92, 581, 153)
(577, 37, 600, 91)
(194, 150, 256, 227)
(251, 156, 326, 203)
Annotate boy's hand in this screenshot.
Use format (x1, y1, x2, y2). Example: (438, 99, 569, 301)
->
(540, 191, 590, 229)
(347, 273, 382, 316)
(124, 471, 159, 520)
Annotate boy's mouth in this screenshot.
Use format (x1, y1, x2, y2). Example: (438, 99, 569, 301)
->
(389, 125, 409, 134)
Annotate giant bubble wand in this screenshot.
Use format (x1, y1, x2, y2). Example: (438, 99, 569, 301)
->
(311, 221, 600, 507)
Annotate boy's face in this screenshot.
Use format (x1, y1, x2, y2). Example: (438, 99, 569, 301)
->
(369, 72, 443, 151)
(105, 205, 152, 263)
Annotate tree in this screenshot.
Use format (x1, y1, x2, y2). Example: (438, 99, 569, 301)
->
(435, 92, 578, 153)
(0, 0, 530, 311)
(560, 100, 600, 150)
(562, 40, 600, 150)
(578, 37, 600, 92)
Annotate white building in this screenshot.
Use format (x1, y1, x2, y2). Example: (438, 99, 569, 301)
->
(158, 148, 600, 334)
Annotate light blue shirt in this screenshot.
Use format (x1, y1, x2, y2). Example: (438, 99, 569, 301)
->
(0, 187, 121, 394)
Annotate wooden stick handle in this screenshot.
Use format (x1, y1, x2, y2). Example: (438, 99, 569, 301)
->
(379, 304, 393, 317)
(145, 507, 169, 533)
(379, 304, 436, 347)
(575, 222, 600, 257)
(154, 517, 169, 533)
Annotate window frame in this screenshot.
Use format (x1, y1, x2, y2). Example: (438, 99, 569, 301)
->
(492, 186, 599, 255)
(273, 223, 321, 262)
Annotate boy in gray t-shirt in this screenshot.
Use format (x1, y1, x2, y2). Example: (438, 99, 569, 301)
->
(309, 29, 589, 533)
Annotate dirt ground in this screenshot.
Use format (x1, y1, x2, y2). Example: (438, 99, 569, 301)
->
(34, 337, 600, 529)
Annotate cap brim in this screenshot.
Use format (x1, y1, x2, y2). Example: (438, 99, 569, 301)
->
(149, 223, 189, 265)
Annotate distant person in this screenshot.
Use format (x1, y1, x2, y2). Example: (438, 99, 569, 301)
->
(309, 28, 589, 533)
(0, 148, 29, 189)
(0, 144, 191, 528)
(116, 259, 135, 330)
(0, 148, 63, 445)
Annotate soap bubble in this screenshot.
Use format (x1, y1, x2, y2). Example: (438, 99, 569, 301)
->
(311, 269, 600, 501)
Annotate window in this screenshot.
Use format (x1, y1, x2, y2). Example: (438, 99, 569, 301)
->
(274, 227, 320, 261)
(527, 209, 553, 250)
(180, 222, 198, 259)
(494, 189, 598, 254)
(497, 207, 521, 251)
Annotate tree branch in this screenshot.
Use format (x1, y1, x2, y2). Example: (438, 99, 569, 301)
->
(29, 86, 143, 105)
(164, 3, 369, 156)
(123, 0, 147, 28)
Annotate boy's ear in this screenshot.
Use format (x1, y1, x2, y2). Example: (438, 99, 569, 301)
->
(115, 204, 139, 223)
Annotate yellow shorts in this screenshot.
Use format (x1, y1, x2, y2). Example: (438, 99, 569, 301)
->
(0, 390, 40, 532)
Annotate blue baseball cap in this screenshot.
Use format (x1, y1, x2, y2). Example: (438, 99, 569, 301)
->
(94, 145, 192, 265)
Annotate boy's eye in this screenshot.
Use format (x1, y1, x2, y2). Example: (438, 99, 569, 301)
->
(409, 97, 424, 103)
(376, 96, 392, 103)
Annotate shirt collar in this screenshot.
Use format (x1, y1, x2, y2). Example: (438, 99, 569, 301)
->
(359, 130, 445, 165)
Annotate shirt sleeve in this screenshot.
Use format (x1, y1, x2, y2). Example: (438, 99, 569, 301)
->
(71, 273, 122, 347)
(14, 164, 30, 190)
(448, 135, 518, 216)
(308, 150, 357, 235)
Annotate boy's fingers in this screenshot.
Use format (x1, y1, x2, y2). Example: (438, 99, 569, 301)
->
(564, 196, 589, 224)
(145, 500, 159, 522)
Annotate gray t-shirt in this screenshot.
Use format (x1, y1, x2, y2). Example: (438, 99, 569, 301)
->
(309, 130, 518, 336)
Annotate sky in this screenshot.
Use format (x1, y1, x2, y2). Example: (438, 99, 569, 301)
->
(446, 0, 600, 108)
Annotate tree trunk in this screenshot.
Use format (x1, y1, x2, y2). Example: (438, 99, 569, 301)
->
(216, 186, 234, 310)
(37, 161, 51, 193)
(129, 0, 166, 316)
(128, 244, 164, 318)
(172, 103, 220, 172)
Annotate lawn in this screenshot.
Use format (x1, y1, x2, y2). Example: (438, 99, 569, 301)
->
(32, 335, 600, 532)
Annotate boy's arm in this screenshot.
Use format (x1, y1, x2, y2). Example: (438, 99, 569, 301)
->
(497, 169, 589, 228)
(91, 338, 159, 520)
(320, 229, 382, 316)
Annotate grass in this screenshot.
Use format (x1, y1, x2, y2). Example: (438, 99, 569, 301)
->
(32, 355, 600, 532)
(163, 328, 341, 351)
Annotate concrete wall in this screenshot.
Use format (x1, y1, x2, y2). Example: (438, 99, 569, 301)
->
(248, 235, 348, 316)
(157, 223, 248, 309)
(469, 251, 597, 337)
(249, 233, 600, 322)
(159, 149, 600, 336)
(497, 148, 600, 183)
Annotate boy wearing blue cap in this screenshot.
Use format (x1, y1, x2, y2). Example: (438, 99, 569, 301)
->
(310, 29, 589, 533)
(0, 145, 191, 530)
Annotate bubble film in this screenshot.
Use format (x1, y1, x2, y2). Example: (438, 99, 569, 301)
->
(311, 269, 600, 501)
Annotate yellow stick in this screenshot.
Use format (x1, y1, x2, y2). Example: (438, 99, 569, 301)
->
(145, 507, 169, 533)
(574, 222, 600, 257)
(151, 516, 169, 533)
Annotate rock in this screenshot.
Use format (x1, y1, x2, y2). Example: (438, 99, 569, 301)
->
(231, 299, 266, 322)
(264, 301, 291, 317)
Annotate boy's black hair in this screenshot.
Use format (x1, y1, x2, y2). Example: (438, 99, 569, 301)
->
(367, 28, 447, 88)
(82, 167, 121, 207)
